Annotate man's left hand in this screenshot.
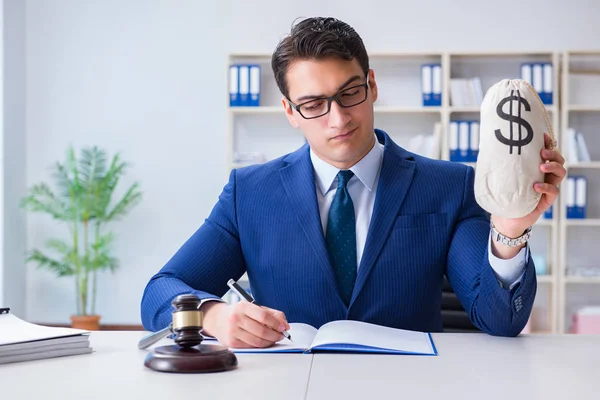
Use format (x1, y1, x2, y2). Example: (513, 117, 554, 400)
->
(491, 133, 566, 257)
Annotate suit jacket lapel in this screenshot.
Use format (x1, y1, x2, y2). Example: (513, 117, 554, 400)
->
(350, 134, 416, 306)
(279, 147, 340, 294)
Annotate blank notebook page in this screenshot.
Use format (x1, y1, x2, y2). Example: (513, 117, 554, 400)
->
(309, 320, 435, 354)
(229, 322, 318, 353)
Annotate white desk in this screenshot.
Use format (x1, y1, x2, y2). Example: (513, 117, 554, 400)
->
(0, 331, 313, 400)
(2, 332, 599, 400)
(307, 333, 600, 400)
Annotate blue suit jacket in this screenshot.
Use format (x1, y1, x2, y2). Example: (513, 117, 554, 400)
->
(141, 129, 536, 337)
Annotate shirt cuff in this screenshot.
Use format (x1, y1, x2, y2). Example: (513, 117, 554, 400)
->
(487, 231, 529, 290)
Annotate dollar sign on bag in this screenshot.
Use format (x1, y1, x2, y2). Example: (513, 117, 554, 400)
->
(494, 90, 534, 155)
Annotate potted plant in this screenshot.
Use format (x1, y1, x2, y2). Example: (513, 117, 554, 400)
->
(20, 146, 142, 330)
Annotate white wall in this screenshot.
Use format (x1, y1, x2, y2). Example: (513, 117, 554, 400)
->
(22, 0, 600, 324)
(3, 0, 26, 318)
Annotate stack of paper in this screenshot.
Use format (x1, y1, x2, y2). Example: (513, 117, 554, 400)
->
(450, 77, 484, 107)
(0, 311, 93, 365)
(566, 127, 592, 165)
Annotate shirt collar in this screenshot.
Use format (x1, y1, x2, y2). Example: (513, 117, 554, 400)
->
(310, 134, 384, 195)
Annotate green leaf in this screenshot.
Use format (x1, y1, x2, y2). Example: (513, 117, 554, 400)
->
(93, 154, 128, 220)
(26, 249, 75, 277)
(79, 146, 109, 221)
(91, 231, 116, 251)
(20, 183, 69, 220)
(52, 161, 77, 204)
(79, 146, 107, 185)
(45, 238, 71, 255)
(104, 183, 142, 222)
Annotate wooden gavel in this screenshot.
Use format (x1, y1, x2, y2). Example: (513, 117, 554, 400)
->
(139, 294, 238, 373)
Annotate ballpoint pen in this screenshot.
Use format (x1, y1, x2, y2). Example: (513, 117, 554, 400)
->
(227, 279, 293, 342)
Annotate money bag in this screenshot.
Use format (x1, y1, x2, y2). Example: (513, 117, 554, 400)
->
(474, 79, 555, 219)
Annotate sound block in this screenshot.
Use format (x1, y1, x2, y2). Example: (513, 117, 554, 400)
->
(144, 344, 238, 373)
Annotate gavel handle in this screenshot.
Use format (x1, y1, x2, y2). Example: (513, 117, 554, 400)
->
(137, 324, 173, 350)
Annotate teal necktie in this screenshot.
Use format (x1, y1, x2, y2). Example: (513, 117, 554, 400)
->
(326, 170, 357, 306)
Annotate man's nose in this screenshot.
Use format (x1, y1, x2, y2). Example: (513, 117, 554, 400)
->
(328, 101, 351, 129)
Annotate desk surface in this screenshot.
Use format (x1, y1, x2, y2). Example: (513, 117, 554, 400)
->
(1, 332, 599, 400)
(0, 331, 313, 400)
(308, 333, 600, 400)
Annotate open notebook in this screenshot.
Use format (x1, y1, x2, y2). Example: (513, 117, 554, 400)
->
(220, 320, 437, 355)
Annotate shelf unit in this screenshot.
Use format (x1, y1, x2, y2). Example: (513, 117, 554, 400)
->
(558, 51, 600, 333)
(227, 51, 600, 334)
(227, 52, 447, 172)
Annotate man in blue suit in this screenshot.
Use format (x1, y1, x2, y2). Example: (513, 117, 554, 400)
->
(141, 17, 565, 347)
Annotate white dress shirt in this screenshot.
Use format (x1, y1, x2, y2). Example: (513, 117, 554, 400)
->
(310, 136, 528, 289)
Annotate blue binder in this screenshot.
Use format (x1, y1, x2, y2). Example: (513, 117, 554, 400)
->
(566, 176, 586, 219)
(575, 176, 587, 218)
(432, 64, 442, 106)
(249, 65, 261, 107)
(229, 65, 239, 107)
(468, 121, 480, 162)
(544, 205, 553, 219)
(238, 65, 250, 106)
(449, 121, 459, 161)
(421, 65, 432, 106)
(542, 63, 553, 105)
(458, 121, 469, 162)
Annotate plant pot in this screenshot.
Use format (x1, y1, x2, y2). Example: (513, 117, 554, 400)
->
(70, 315, 101, 330)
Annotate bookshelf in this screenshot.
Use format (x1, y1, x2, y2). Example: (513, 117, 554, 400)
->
(559, 51, 600, 333)
(226, 51, 580, 334)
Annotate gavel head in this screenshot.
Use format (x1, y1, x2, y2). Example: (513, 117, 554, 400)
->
(171, 294, 203, 348)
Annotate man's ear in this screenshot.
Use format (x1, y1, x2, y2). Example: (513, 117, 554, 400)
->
(282, 97, 300, 128)
(368, 69, 378, 103)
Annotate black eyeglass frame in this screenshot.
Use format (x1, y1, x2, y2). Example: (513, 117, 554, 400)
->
(286, 73, 371, 120)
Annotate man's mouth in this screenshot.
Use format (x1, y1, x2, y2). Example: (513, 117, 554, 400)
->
(332, 127, 357, 140)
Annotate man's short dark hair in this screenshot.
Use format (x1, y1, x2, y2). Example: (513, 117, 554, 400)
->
(271, 17, 370, 99)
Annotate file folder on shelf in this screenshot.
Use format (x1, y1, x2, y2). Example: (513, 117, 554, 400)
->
(238, 65, 250, 106)
(229, 64, 261, 107)
(567, 176, 587, 219)
(249, 65, 261, 107)
(229, 65, 239, 106)
(520, 62, 553, 105)
(421, 64, 442, 107)
(449, 120, 479, 162)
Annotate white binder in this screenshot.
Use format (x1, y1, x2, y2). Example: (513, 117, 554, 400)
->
(238, 65, 250, 106)
(432, 65, 442, 106)
(249, 65, 261, 107)
(469, 121, 480, 162)
(567, 176, 576, 218)
(532, 64, 543, 94)
(575, 176, 587, 218)
(459, 121, 469, 161)
(421, 65, 432, 106)
(229, 65, 239, 106)
(521, 64, 532, 84)
(449, 121, 459, 161)
(543, 63, 553, 103)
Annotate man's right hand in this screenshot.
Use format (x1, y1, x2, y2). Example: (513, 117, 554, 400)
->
(200, 301, 291, 348)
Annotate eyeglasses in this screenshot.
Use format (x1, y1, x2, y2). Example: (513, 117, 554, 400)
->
(287, 76, 370, 120)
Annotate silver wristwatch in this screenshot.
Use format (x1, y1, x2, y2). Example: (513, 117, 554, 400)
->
(490, 222, 532, 247)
